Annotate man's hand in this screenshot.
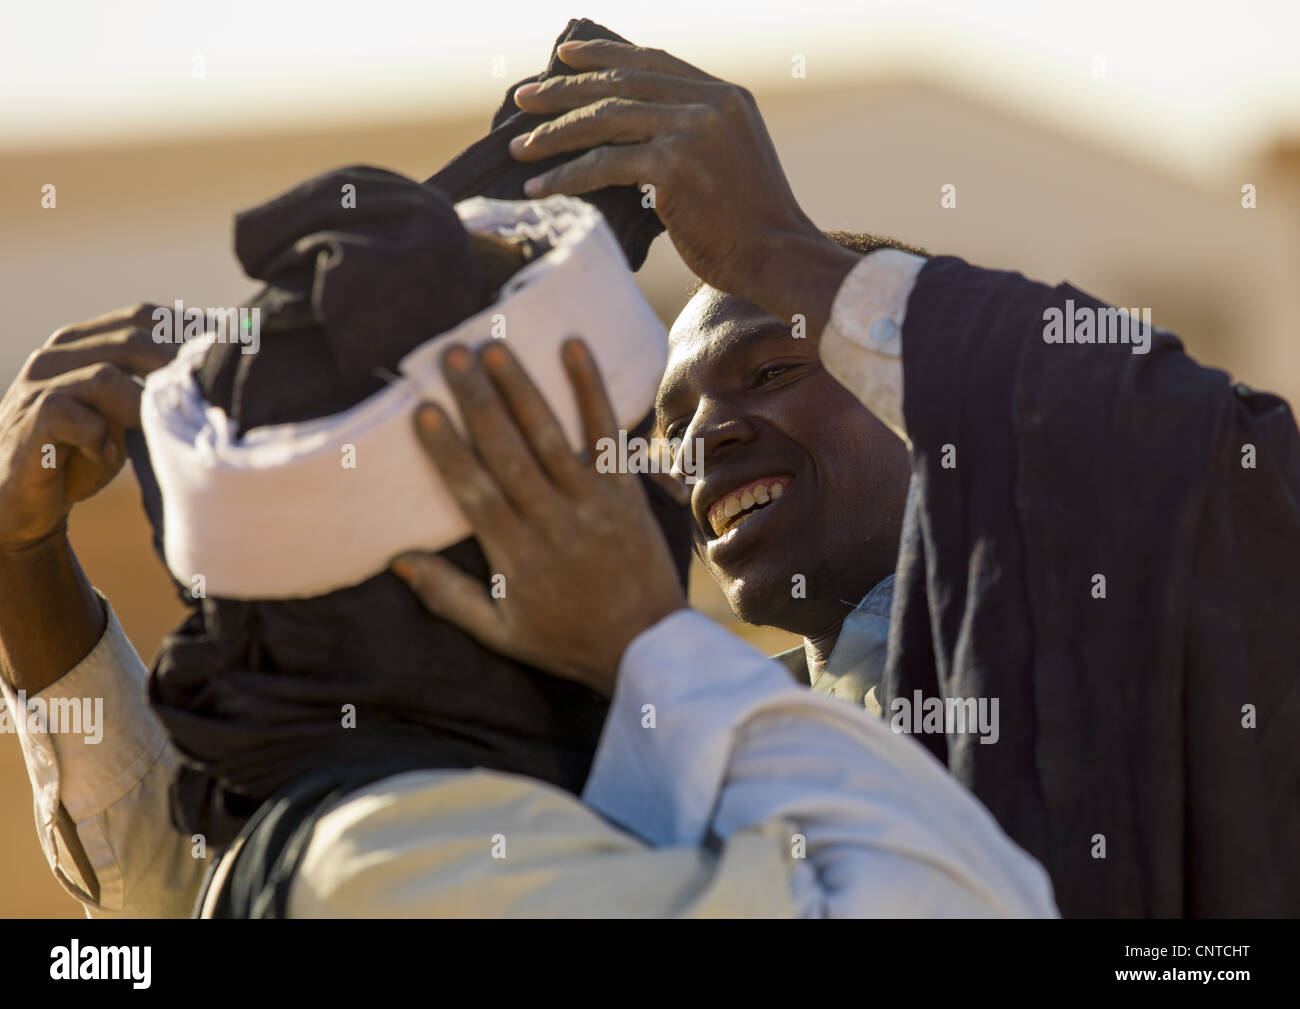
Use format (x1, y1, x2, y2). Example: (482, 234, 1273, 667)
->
(0, 304, 175, 551)
(391, 340, 686, 698)
(510, 40, 860, 333)
(0, 304, 176, 692)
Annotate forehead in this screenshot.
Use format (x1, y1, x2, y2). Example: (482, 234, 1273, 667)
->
(662, 288, 787, 399)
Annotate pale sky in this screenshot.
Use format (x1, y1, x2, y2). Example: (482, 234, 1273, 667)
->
(3, 0, 1298, 182)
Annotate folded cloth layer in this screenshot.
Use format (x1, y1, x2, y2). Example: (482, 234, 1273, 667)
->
(142, 188, 667, 600)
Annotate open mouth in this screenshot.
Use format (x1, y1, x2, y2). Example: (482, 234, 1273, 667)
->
(705, 476, 794, 538)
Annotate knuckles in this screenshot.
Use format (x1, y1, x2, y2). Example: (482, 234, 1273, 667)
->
(30, 388, 66, 423)
(590, 95, 625, 117)
(709, 82, 753, 118)
(20, 348, 48, 378)
(653, 133, 692, 175)
(532, 429, 568, 461)
(44, 303, 158, 348)
(128, 302, 160, 325)
(86, 362, 118, 388)
(599, 66, 635, 87)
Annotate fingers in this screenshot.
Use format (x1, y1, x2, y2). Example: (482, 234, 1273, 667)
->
(478, 343, 585, 491)
(561, 340, 620, 461)
(515, 68, 714, 116)
(510, 99, 690, 164)
(522, 143, 654, 198)
(553, 40, 719, 83)
(441, 346, 555, 513)
(42, 363, 146, 429)
(44, 303, 160, 346)
(411, 401, 520, 537)
(26, 328, 178, 382)
(390, 552, 508, 653)
(33, 393, 112, 468)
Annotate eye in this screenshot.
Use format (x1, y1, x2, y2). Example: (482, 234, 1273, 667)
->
(662, 419, 686, 442)
(755, 364, 792, 386)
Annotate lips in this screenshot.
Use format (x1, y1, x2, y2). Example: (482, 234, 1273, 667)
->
(704, 475, 793, 537)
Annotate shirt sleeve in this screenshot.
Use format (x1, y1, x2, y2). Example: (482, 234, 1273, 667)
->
(581, 609, 1059, 918)
(0, 595, 206, 918)
(286, 767, 799, 918)
(816, 247, 926, 445)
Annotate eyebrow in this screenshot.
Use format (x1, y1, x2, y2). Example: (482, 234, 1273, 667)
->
(656, 321, 795, 419)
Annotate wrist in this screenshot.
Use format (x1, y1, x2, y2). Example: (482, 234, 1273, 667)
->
(0, 524, 105, 693)
(588, 600, 689, 698)
(0, 518, 72, 569)
(750, 229, 862, 337)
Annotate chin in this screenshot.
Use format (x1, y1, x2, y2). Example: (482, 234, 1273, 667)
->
(720, 570, 793, 629)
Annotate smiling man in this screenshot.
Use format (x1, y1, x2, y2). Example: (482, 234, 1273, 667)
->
(658, 232, 923, 710)
(509, 37, 1300, 917)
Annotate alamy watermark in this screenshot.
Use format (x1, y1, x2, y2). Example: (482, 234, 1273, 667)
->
(1042, 300, 1152, 355)
(595, 430, 705, 485)
(152, 300, 260, 355)
(50, 941, 150, 988)
(889, 690, 1000, 745)
(0, 690, 104, 744)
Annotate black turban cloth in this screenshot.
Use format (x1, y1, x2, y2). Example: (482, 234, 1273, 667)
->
(425, 18, 664, 271)
(131, 165, 692, 851)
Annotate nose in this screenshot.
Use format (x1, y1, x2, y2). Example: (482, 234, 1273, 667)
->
(682, 396, 759, 477)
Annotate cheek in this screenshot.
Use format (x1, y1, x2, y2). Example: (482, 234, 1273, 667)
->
(802, 384, 906, 517)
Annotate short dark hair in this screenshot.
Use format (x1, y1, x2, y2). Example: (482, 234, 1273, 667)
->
(684, 230, 929, 301)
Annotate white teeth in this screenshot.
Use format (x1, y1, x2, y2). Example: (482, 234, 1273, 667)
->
(708, 478, 791, 537)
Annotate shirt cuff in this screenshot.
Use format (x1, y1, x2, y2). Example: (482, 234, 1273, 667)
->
(581, 608, 800, 847)
(0, 594, 166, 844)
(817, 248, 926, 439)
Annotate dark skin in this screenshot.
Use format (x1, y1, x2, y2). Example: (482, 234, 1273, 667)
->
(393, 340, 686, 698)
(659, 287, 912, 671)
(510, 40, 862, 340)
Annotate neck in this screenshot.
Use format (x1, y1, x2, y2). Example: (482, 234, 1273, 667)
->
(801, 622, 843, 681)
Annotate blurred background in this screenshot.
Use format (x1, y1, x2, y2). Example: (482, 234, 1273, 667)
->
(2, 0, 1297, 916)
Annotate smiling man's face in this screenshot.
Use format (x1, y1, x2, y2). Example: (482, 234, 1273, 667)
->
(657, 286, 913, 640)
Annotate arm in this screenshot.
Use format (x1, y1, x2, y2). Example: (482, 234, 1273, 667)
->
(0, 304, 179, 690)
(285, 609, 1055, 918)
(850, 255, 1300, 915)
(584, 609, 1057, 916)
(0, 528, 104, 697)
(1, 598, 207, 917)
(0, 305, 200, 916)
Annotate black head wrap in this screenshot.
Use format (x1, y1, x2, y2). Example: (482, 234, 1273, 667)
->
(134, 159, 688, 849)
(426, 18, 664, 270)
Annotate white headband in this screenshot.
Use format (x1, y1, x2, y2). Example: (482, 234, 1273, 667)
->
(141, 195, 667, 600)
